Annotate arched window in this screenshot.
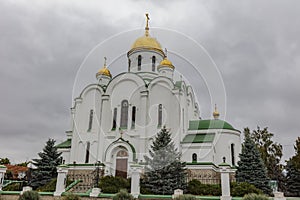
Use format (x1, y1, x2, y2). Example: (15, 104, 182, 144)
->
(112, 108, 117, 130)
(192, 153, 197, 163)
(128, 59, 131, 72)
(87, 109, 93, 131)
(85, 142, 90, 163)
(231, 143, 235, 166)
(131, 106, 136, 129)
(158, 104, 162, 127)
(120, 100, 129, 128)
(138, 55, 142, 71)
(152, 56, 156, 72)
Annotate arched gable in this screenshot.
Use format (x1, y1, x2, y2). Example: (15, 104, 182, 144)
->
(104, 137, 136, 163)
(147, 76, 174, 91)
(105, 72, 147, 95)
(79, 84, 105, 98)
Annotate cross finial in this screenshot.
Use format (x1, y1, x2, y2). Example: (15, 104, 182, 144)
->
(164, 48, 168, 57)
(145, 13, 150, 36)
(104, 57, 107, 67)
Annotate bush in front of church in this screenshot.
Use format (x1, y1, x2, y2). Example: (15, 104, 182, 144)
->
(231, 182, 263, 197)
(186, 179, 221, 196)
(18, 191, 40, 200)
(99, 176, 130, 193)
(242, 193, 269, 200)
(174, 194, 196, 200)
(112, 189, 134, 200)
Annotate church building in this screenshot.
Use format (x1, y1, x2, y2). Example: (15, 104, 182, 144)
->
(56, 14, 241, 190)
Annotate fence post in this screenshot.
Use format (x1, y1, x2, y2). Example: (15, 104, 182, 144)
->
(54, 165, 68, 196)
(0, 165, 7, 191)
(131, 164, 142, 198)
(219, 162, 234, 200)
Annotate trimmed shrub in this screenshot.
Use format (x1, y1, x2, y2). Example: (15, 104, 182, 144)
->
(242, 193, 269, 200)
(62, 193, 81, 200)
(3, 182, 22, 191)
(112, 189, 134, 200)
(99, 176, 130, 193)
(174, 194, 196, 200)
(187, 179, 221, 196)
(231, 182, 263, 197)
(36, 178, 57, 192)
(18, 191, 40, 200)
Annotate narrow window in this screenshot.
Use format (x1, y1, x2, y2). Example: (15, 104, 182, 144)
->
(231, 143, 235, 166)
(131, 106, 136, 129)
(112, 108, 117, 130)
(192, 153, 197, 163)
(85, 142, 90, 163)
(158, 104, 162, 127)
(120, 100, 129, 128)
(128, 59, 131, 72)
(138, 55, 142, 71)
(152, 56, 156, 72)
(88, 109, 93, 131)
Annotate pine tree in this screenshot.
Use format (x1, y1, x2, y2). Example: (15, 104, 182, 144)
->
(285, 137, 300, 196)
(30, 139, 62, 189)
(143, 126, 186, 195)
(236, 129, 271, 194)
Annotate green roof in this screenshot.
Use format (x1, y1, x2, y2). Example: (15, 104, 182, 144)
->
(56, 139, 71, 149)
(188, 119, 236, 131)
(175, 81, 183, 89)
(182, 133, 215, 143)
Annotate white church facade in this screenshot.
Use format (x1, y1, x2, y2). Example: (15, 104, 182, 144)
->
(56, 15, 241, 188)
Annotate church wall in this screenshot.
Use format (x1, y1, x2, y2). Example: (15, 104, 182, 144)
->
(70, 87, 102, 164)
(213, 131, 241, 166)
(182, 143, 214, 163)
(147, 82, 181, 150)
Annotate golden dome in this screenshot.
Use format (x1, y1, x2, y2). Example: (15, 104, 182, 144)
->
(131, 35, 163, 51)
(158, 57, 175, 69)
(97, 66, 111, 78)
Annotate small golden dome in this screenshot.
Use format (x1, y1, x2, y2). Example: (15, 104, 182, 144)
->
(213, 104, 220, 119)
(97, 66, 111, 78)
(96, 57, 112, 78)
(158, 57, 175, 69)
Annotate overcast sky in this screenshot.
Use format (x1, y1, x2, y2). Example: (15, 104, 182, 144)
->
(0, 0, 299, 164)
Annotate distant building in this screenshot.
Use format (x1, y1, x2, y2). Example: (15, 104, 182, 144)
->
(56, 14, 241, 190)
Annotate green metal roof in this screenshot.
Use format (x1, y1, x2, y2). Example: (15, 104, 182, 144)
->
(56, 139, 71, 149)
(175, 81, 183, 89)
(188, 119, 236, 131)
(181, 133, 215, 143)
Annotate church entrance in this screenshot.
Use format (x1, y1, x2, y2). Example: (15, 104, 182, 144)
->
(115, 149, 128, 178)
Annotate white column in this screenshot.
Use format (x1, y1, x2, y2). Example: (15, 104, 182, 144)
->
(0, 165, 7, 191)
(219, 165, 232, 200)
(54, 165, 68, 196)
(130, 164, 142, 198)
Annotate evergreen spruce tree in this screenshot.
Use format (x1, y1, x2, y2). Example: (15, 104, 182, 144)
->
(143, 126, 186, 195)
(30, 139, 62, 189)
(285, 137, 300, 196)
(236, 129, 271, 194)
